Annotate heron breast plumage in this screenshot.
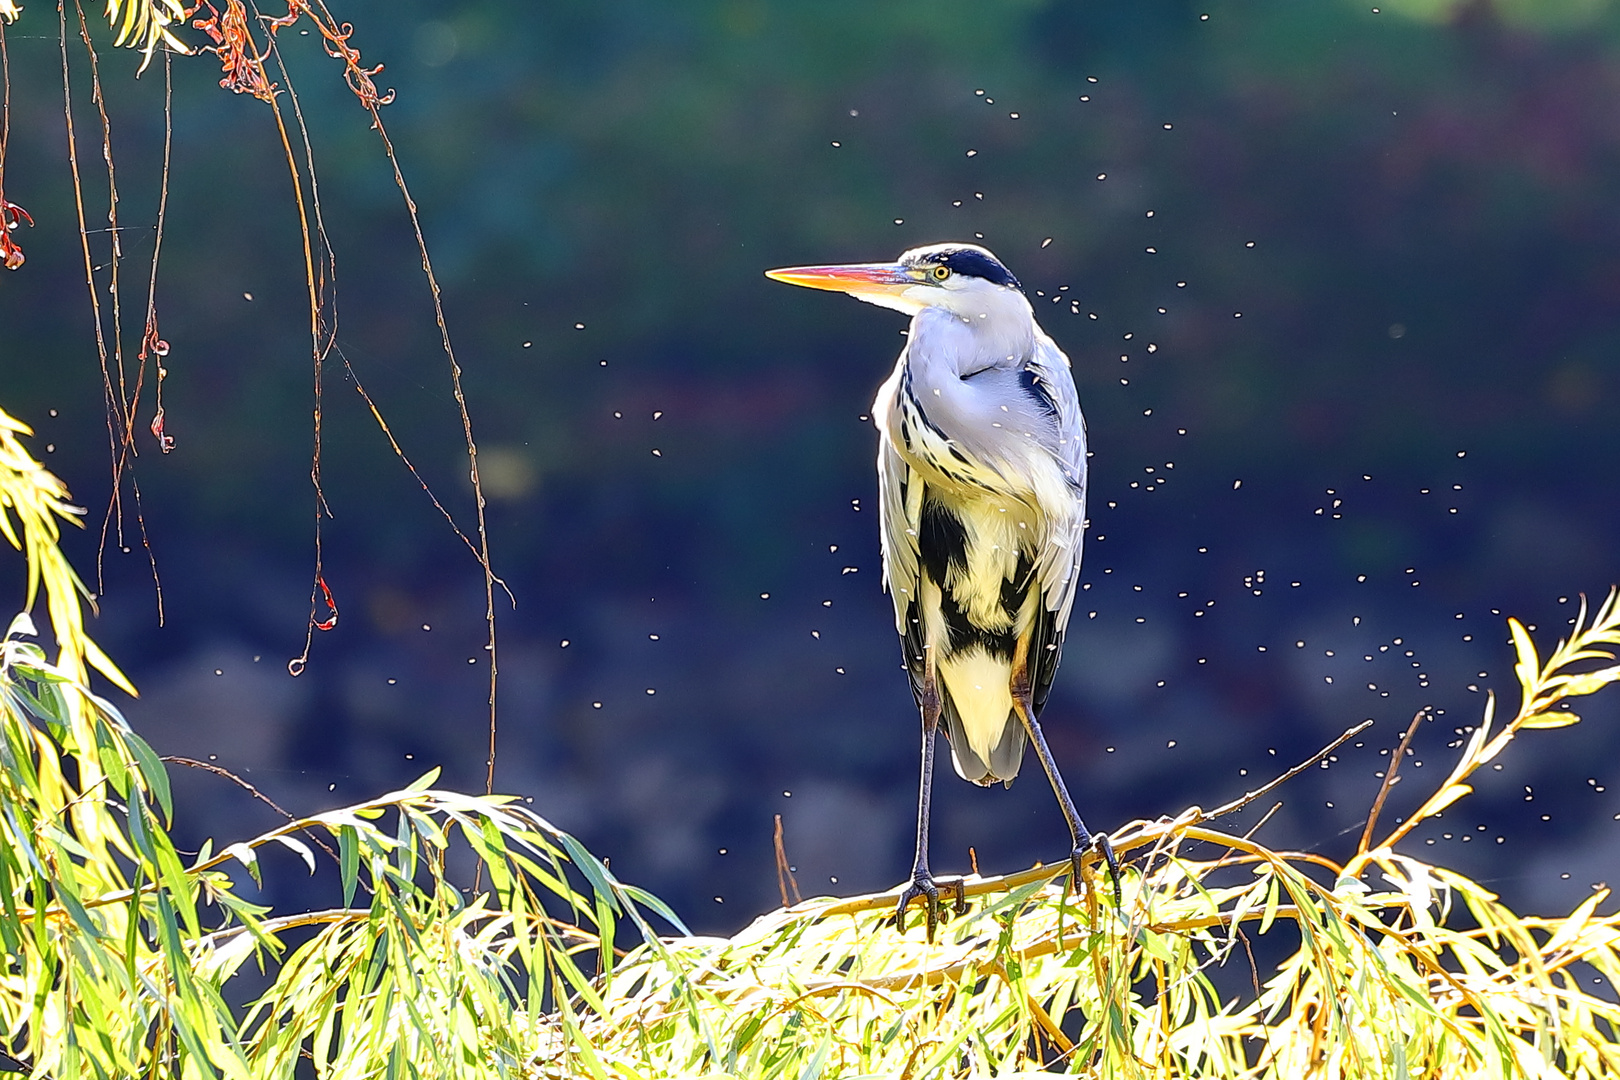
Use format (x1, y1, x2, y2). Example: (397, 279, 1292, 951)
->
(874, 323, 1086, 786)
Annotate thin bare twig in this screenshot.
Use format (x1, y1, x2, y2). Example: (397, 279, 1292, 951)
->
(773, 814, 800, 907)
(1204, 800, 1284, 878)
(267, 0, 503, 792)
(340, 354, 512, 603)
(161, 755, 337, 863)
(61, 1, 119, 591)
(0, 22, 9, 193)
(246, 14, 336, 681)
(1358, 709, 1426, 857)
(1203, 718, 1372, 822)
(364, 113, 500, 796)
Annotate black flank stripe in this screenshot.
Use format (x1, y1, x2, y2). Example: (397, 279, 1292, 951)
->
(999, 553, 1034, 618)
(935, 587, 1017, 660)
(919, 499, 969, 583)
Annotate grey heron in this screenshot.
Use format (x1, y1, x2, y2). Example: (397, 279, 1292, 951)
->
(766, 243, 1121, 937)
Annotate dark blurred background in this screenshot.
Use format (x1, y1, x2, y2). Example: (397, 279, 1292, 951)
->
(3, 0, 1618, 933)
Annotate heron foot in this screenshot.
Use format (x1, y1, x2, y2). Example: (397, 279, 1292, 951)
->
(1070, 832, 1123, 908)
(894, 871, 968, 941)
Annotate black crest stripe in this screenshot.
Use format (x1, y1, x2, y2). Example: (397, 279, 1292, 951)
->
(941, 249, 1020, 289)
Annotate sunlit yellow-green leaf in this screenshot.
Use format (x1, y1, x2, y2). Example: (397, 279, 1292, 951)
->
(1422, 782, 1473, 816)
(1556, 666, 1620, 698)
(1510, 617, 1539, 699)
(1520, 709, 1582, 729)
(102, 0, 190, 69)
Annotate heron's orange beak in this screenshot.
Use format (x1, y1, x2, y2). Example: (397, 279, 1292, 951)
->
(765, 262, 916, 300)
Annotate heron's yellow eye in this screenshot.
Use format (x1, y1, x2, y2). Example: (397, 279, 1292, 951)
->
(931, 265, 950, 281)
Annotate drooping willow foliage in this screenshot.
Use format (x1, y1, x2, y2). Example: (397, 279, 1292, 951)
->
(5, 409, 1620, 1076)
(0, 405, 684, 1077)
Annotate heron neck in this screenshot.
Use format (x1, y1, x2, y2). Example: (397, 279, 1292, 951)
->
(907, 296, 1036, 379)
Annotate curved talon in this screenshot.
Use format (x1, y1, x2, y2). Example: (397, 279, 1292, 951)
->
(895, 874, 967, 940)
(1097, 832, 1123, 906)
(1070, 832, 1123, 907)
(895, 874, 941, 939)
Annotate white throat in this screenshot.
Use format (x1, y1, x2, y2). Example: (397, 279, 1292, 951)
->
(909, 283, 1034, 376)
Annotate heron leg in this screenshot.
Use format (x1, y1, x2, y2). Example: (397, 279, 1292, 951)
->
(1010, 645, 1122, 906)
(895, 660, 966, 940)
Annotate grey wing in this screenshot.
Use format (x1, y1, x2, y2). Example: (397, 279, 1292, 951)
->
(878, 432, 931, 705)
(877, 431, 920, 636)
(1025, 333, 1087, 626)
(1023, 334, 1087, 716)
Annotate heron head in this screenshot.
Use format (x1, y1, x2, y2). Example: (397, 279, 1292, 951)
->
(766, 243, 1023, 318)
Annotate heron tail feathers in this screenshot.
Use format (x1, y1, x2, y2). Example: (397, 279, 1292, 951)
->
(940, 689, 1026, 786)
